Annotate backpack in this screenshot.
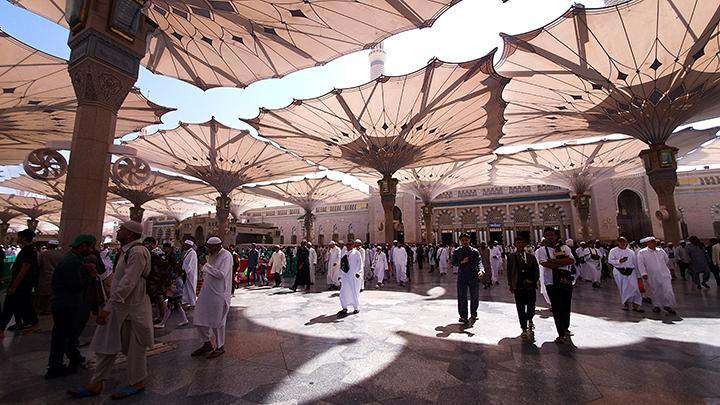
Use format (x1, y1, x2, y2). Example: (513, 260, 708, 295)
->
(340, 255, 350, 273)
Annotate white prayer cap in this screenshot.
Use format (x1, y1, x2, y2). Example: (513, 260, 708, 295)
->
(328, 241, 336, 245)
(565, 239, 574, 247)
(120, 221, 143, 235)
(183, 239, 195, 247)
(48, 239, 59, 245)
(640, 236, 656, 244)
(206, 236, 222, 245)
(354, 239, 362, 244)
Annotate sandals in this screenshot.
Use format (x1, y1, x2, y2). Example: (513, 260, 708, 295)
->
(110, 386, 145, 400)
(67, 387, 101, 399)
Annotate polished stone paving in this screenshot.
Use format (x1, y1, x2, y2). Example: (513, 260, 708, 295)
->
(1, 267, 719, 404)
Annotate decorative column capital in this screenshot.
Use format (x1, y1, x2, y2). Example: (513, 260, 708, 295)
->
(571, 193, 591, 210)
(129, 205, 145, 222)
(27, 218, 39, 231)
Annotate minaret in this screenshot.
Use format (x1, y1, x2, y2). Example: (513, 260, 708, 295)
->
(369, 43, 386, 80)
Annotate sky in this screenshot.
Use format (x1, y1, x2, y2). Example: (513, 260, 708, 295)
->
(1, 0, 718, 197)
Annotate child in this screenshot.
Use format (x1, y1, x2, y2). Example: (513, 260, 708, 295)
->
(155, 269, 189, 328)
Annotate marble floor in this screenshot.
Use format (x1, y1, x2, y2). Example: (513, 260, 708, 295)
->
(1, 267, 719, 404)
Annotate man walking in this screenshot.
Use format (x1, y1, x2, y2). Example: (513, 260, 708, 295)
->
(338, 240, 363, 317)
(268, 245, 286, 287)
(181, 240, 198, 308)
(192, 237, 233, 359)
(68, 221, 152, 400)
(636, 236, 677, 315)
(37, 239, 63, 315)
(392, 241, 408, 286)
(490, 241, 503, 286)
(247, 243, 261, 286)
(452, 233, 482, 326)
(506, 236, 539, 341)
(291, 241, 312, 292)
(326, 241, 342, 289)
(609, 237, 644, 312)
(0, 229, 39, 336)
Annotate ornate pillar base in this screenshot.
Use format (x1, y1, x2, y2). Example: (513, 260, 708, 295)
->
(377, 175, 399, 244)
(421, 203, 434, 244)
(639, 144, 680, 242)
(215, 194, 231, 241)
(129, 205, 145, 222)
(572, 193, 591, 241)
(303, 210, 315, 243)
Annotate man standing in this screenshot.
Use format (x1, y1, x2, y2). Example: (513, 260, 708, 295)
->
(37, 239, 63, 315)
(452, 233, 481, 326)
(579, 241, 602, 288)
(506, 236, 539, 340)
(478, 242, 493, 289)
(416, 244, 424, 271)
(534, 227, 575, 345)
(437, 243, 450, 276)
(191, 237, 232, 359)
(308, 242, 318, 286)
(338, 240, 363, 317)
(326, 241, 342, 290)
(181, 240, 198, 308)
(392, 241, 408, 287)
(46, 235, 97, 379)
(247, 243, 261, 286)
(373, 245, 388, 288)
(608, 237, 644, 312)
(674, 240, 690, 280)
(636, 236, 677, 315)
(490, 241, 503, 286)
(291, 241, 312, 292)
(69, 221, 152, 400)
(268, 245, 286, 287)
(0, 229, 39, 336)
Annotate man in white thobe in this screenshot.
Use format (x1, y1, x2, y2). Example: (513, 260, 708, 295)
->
(192, 237, 232, 359)
(326, 241, 342, 289)
(490, 242, 503, 285)
(338, 240, 363, 317)
(392, 242, 408, 286)
(578, 241, 602, 288)
(357, 244, 366, 291)
(269, 245, 286, 287)
(373, 246, 388, 287)
(70, 221, 152, 400)
(637, 236, 677, 315)
(308, 242, 317, 285)
(608, 237, 643, 312)
(437, 244, 450, 275)
(181, 240, 198, 307)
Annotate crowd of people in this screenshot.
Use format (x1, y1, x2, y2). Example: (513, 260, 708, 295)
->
(0, 222, 719, 399)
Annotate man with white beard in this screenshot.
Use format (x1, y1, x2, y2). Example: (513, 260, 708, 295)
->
(181, 240, 198, 308)
(308, 242, 317, 285)
(392, 242, 408, 286)
(608, 237, 644, 312)
(191, 237, 233, 359)
(490, 241, 503, 285)
(637, 236, 677, 315)
(337, 240, 363, 317)
(326, 241, 342, 290)
(373, 246, 388, 288)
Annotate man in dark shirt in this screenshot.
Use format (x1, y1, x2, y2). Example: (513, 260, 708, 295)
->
(507, 236, 540, 341)
(46, 234, 97, 379)
(292, 241, 312, 292)
(247, 244, 260, 286)
(452, 233, 482, 325)
(0, 229, 39, 336)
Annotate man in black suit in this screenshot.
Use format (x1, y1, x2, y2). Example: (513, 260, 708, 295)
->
(507, 236, 539, 341)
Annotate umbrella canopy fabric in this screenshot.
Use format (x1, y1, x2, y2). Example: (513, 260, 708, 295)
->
(498, 0, 720, 146)
(12, 0, 460, 89)
(190, 191, 280, 219)
(0, 193, 62, 219)
(0, 29, 172, 164)
(123, 118, 313, 195)
(108, 170, 212, 206)
(141, 198, 213, 221)
(675, 127, 720, 168)
(249, 50, 508, 178)
(247, 174, 367, 212)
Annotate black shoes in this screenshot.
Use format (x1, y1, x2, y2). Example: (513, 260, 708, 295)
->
(206, 346, 225, 359)
(45, 365, 76, 380)
(337, 309, 349, 318)
(191, 342, 214, 357)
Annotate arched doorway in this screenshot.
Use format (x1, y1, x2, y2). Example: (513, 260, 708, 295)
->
(617, 190, 651, 241)
(194, 226, 205, 244)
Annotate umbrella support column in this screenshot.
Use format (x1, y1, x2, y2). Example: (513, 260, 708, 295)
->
(26, 218, 39, 231)
(378, 176, 398, 244)
(572, 193, 591, 241)
(422, 203, 434, 244)
(639, 144, 681, 243)
(129, 205, 145, 222)
(59, 2, 154, 247)
(303, 210, 315, 243)
(215, 194, 231, 242)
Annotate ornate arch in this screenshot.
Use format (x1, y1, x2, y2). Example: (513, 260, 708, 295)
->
(436, 209, 454, 229)
(538, 203, 566, 224)
(511, 205, 533, 224)
(484, 206, 505, 225)
(459, 208, 478, 227)
(613, 187, 648, 213)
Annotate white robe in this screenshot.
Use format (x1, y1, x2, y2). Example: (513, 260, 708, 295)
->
(578, 247, 601, 283)
(308, 247, 317, 284)
(194, 249, 233, 328)
(181, 248, 198, 306)
(340, 249, 362, 310)
(373, 251, 388, 283)
(392, 246, 408, 283)
(637, 247, 676, 308)
(326, 246, 342, 286)
(490, 246, 503, 282)
(608, 247, 641, 305)
(438, 247, 450, 274)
